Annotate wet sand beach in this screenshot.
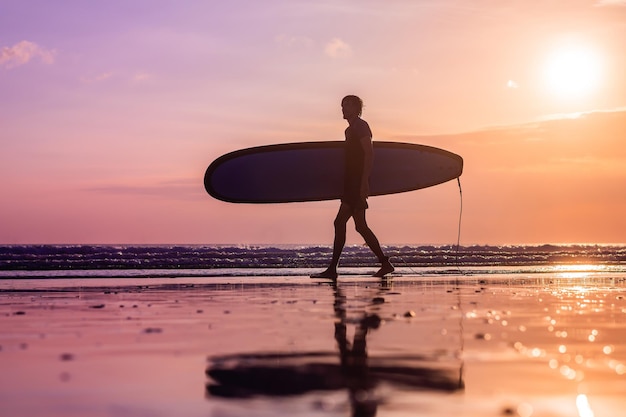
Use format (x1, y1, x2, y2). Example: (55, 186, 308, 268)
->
(0, 273, 625, 417)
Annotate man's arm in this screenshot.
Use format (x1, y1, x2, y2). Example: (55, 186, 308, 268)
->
(359, 135, 373, 199)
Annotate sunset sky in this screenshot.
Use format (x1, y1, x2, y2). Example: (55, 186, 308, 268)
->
(1, 0, 625, 245)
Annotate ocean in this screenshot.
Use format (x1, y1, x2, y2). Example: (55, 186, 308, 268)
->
(2, 244, 626, 416)
(1, 244, 626, 278)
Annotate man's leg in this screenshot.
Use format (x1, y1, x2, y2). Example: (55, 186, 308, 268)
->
(353, 209, 394, 277)
(310, 203, 353, 279)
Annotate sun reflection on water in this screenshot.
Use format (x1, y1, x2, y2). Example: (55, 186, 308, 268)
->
(498, 271, 625, 416)
(550, 264, 609, 279)
(576, 394, 595, 417)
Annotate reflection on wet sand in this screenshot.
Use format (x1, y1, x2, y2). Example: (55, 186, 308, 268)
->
(1, 275, 624, 416)
(459, 275, 626, 416)
(206, 280, 464, 415)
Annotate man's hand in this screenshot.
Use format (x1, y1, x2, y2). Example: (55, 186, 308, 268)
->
(361, 180, 370, 199)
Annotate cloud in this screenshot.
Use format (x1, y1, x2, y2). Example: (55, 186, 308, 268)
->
(133, 71, 154, 82)
(0, 40, 55, 69)
(594, 0, 626, 6)
(80, 71, 154, 84)
(80, 72, 115, 84)
(84, 179, 203, 201)
(275, 34, 315, 49)
(324, 38, 352, 58)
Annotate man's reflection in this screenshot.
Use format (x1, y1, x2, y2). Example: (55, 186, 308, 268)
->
(206, 281, 463, 415)
(333, 283, 381, 416)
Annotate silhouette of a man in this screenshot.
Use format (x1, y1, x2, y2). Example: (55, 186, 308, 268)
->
(311, 95, 394, 280)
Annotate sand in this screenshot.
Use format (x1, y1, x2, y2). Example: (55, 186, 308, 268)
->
(0, 273, 625, 417)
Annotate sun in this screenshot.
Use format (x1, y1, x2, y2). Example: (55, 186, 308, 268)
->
(543, 43, 603, 99)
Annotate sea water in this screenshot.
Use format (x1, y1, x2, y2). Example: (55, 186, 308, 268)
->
(1, 244, 625, 278)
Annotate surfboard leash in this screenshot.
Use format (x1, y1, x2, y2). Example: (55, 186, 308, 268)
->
(454, 177, 465, 275)
(390, 176, 465, 277)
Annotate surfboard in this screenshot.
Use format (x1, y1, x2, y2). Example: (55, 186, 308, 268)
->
(204, 141, 463, 203)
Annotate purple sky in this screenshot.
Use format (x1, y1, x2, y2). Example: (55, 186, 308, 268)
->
(1, 0, 625, 244)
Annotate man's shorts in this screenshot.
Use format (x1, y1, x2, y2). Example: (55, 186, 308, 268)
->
(341, 194, 369, 211)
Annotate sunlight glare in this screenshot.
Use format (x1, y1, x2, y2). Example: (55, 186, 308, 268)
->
(551, 264, 606, 279)
(576, 394, 595, 417)
(544, 44, 603, 99)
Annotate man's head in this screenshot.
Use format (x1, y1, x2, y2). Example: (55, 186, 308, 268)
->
(341, 95, 363, 119)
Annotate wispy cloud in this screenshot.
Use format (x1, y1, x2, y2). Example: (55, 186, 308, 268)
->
(0, 40, 55, 69)
(80, 71, 154, 84)
(324, 38, 352, 58)
(133, 71, 154, 82)
(84, 179, 203, 201)
(275, 34, 315, 49)
(80, 72, 115, 84)
(507, 80, 519, 89)
(594, 0, 626, 6)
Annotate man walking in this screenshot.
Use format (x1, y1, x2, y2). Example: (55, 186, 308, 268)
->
(311, 95, 394, 280)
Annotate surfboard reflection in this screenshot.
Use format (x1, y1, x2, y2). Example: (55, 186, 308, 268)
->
(205, 282, 464, 416)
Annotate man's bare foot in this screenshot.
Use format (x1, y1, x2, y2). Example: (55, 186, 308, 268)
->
(373, 258, 394, 277)
(310, 269, 338, 280)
